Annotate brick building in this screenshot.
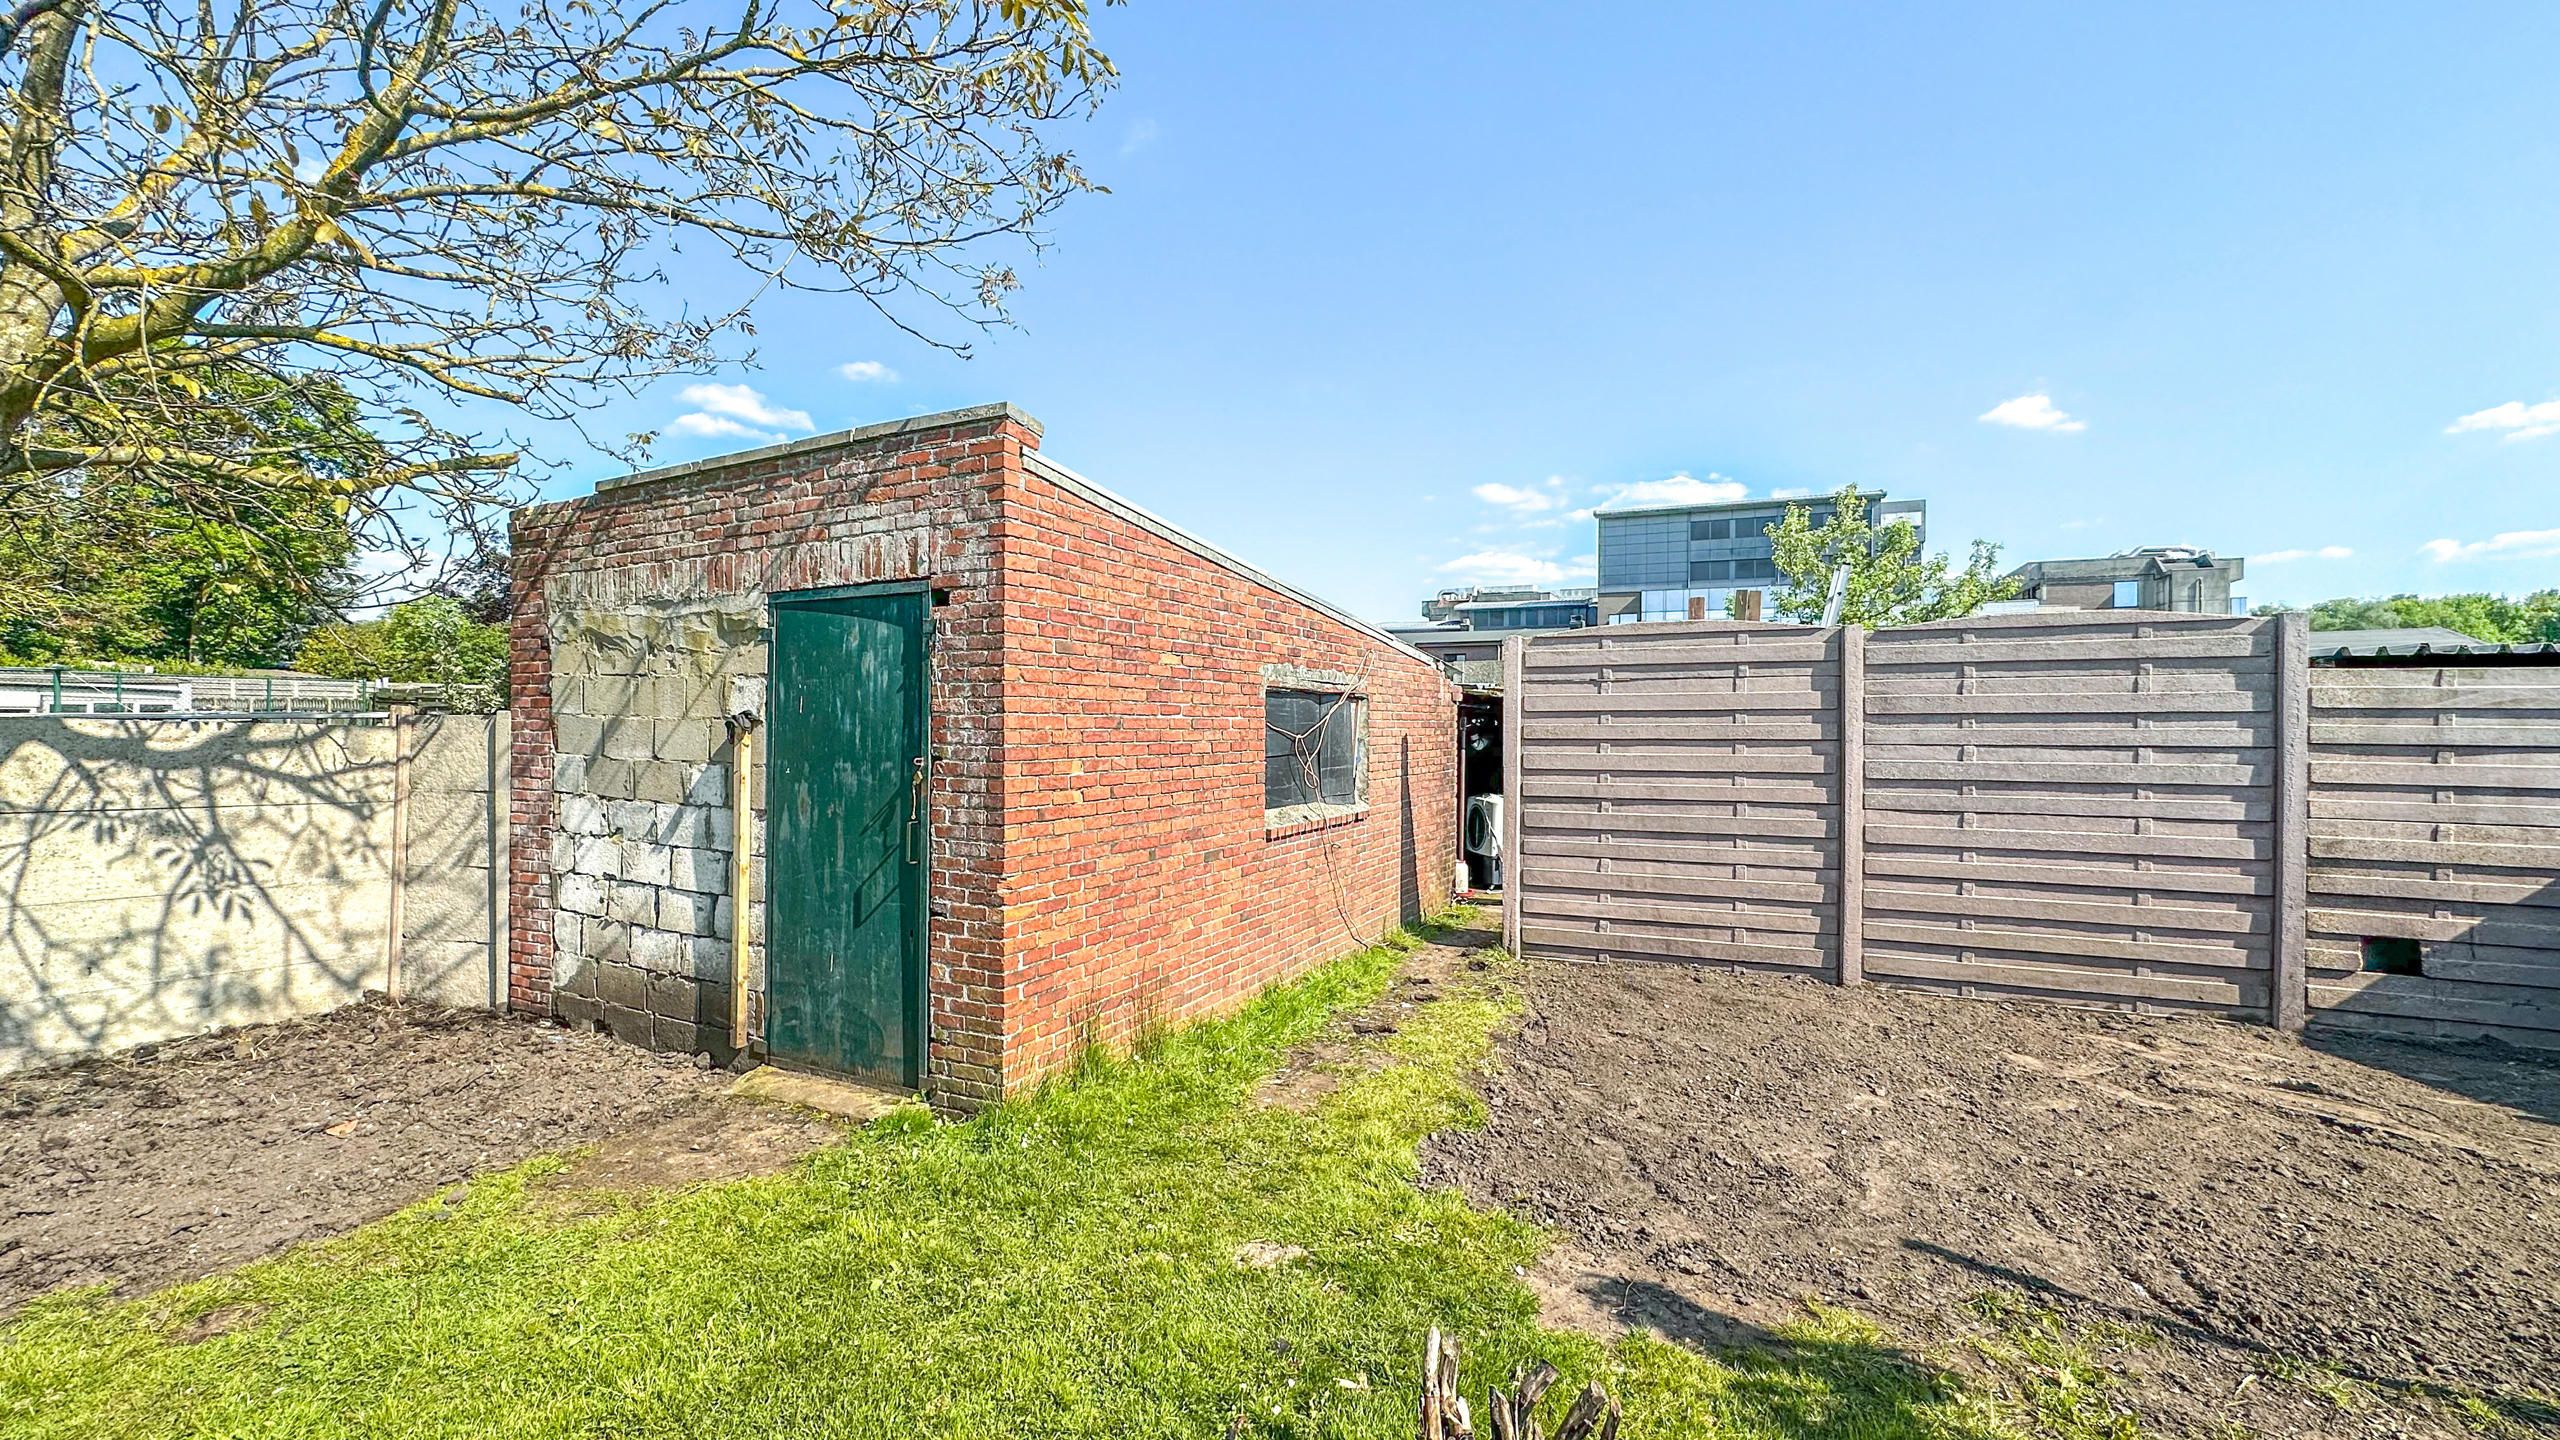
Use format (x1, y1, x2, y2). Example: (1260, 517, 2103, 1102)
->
(509, 403, 1458, 1111)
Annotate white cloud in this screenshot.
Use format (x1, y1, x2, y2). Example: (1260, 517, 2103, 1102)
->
(2249, 545, 2354, 564)
(1769, 486, 1817, 500)
(670, 382, 812, 442)
(1592, 471, 1749, 512)
(666, 412, 775, 440)
(2419, 528, 2560, 563)
(1979, 393, 2086, 433)
(1121, 118, 1159, 156)
(837, 361, 899, 384)
(2445, 399, 2560, 442)
(1438, 550, 1567, 585)
(1471, 479, 1565, 514)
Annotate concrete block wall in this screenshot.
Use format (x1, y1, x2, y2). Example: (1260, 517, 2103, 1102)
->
(510, 404, 1461, 1109)
(538, 599, 761, 1058)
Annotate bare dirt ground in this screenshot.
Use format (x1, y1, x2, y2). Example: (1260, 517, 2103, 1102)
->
(1423, 960, 2560, 1438)
(0, 1002, 830, 1314)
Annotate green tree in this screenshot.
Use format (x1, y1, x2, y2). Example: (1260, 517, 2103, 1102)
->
(0, 367, 375, 666)
(295, 597, 507, 705)
(1759, 486, 2020, 628)
(2260, 591, 2560, 644)
(0, 0, 1114, 581)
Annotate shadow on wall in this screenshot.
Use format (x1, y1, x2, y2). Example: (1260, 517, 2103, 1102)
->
(2305, 868, 2560, 1128)
(0, 720, 398, 1071)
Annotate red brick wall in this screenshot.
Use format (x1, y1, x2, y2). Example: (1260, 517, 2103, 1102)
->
(990, 461, 1459, 1086)
(509, 405, 1458, 1108)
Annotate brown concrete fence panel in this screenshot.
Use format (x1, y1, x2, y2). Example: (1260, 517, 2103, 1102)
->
(1500, 610, 2560, 1045)
(1857, 612, 2288, 1017)
(2305, 665, 2560, 1045)
(1507, 622, 1847, 976)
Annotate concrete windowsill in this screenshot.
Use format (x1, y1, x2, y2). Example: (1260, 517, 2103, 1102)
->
(1264, 802, 1368, 839)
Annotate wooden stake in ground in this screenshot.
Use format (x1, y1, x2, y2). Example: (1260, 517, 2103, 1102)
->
(1420, 1328, 1619, 1440)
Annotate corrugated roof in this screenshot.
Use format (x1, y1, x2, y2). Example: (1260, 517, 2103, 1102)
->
(2309, 627, 2560, 661)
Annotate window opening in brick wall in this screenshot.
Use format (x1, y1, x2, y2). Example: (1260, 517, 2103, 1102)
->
(2360, 936, 2423, 976)
(1264, 688, 1364, 811)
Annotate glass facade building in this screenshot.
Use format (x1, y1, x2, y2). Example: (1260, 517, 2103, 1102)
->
(1595, 492, 1925, 623)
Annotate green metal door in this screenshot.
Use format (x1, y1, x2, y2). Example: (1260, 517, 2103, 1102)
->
(765, 588, 927, 1089)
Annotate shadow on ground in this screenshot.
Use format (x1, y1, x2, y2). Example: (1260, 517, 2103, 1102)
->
(2306, 1025, 2560, 1129)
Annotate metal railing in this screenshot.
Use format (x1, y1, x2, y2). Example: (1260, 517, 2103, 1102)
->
(0, 667, 374, 717)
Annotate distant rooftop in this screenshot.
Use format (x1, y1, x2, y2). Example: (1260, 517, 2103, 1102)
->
(2309, 627, 2560, 663)
(1595, 487, 1888, 520)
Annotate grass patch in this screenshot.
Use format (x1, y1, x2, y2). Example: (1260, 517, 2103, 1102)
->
(0, 907, 2022, 1439)
(1960, 1291, 2150, 1440)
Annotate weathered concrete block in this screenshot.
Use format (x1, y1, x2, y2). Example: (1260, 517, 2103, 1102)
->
(555, 993, 603, 1029)
(683, 763, 728, 807)
(654, 718, 714, 764)
(652, 1015, 701, 1055)
(600, 716, 655, 762)
(557, 793, 608, 837)
(607, 799, 657, 841)
(550, 914, 583, 961)
(585, 757, 634, 800)
(588, 917, 633, 966)
(689, 936, 730, 980)
(657, 804, 716, 849)
(630, 760, 687, 805)
(669, 845, 725, 895)
(569, 835, 620, 880)
(713, 893, 734, 941)
(658, 889, 718, 936)
(631, 927, 688, 974)
(551, 713, 603, 758)
(557, 950, 600, 999)
(596, 960, 650, 1012)
(556, 871, 605, 917)
(617, 839, 673, 887)
(606, 880, 658, 926)
(552, 752, 589, 794)
(648, 971, 701, 1019)
(583, 673, 646, 713)
(600, 1004, 653, 1048)
(662, 675, 716, 718)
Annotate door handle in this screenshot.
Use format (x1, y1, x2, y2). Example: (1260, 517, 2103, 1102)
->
(906, 756, 926, 863)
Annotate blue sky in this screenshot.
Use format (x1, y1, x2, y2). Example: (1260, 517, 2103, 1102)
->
(539, 3, 2560, 623)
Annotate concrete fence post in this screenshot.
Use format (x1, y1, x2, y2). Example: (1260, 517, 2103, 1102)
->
(1501, 635, 1525, 956)
(387, 705, 415, 1000)
(1837, 625, 1866, 986)
(2270, 612, 2310, 1030)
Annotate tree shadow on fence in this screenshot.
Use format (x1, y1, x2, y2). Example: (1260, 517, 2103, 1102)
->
(0, 718, 398, 1070)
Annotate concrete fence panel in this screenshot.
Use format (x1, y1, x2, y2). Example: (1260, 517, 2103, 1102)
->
(0, 715, 505, 1073)
(2305, 666, 2560, 1045)
(1507, 622, 1847, 976)
(1492, 612, 2560, 1036)
(1856, 613, 2290, 1018)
